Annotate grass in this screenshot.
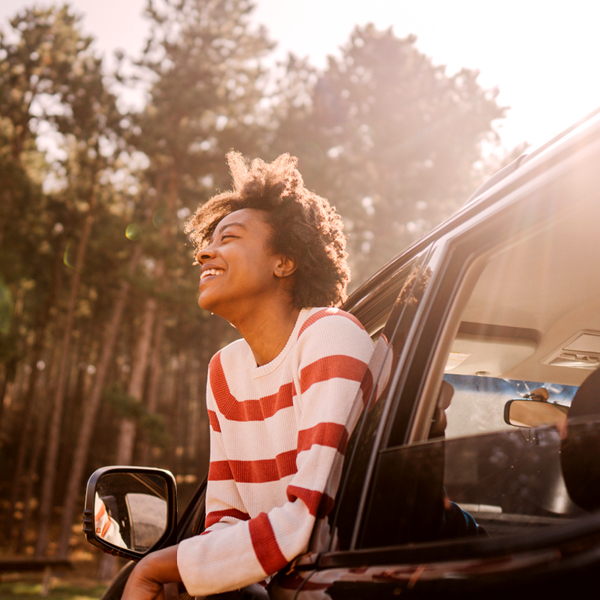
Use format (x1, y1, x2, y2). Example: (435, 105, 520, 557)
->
(0, 549, 111, 599)
(0, 521, 123, 599)
(0, 580, 107, 599)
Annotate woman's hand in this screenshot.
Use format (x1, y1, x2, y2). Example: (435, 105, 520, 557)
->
(122, 545, 182, 600)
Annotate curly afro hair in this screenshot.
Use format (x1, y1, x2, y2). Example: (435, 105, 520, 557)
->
(185, 151, 350, 308)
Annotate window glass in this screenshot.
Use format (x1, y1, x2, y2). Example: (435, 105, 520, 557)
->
(444, 373, 577, 439)
(359, 414, 600, 548)
(440, 197, 600, 441)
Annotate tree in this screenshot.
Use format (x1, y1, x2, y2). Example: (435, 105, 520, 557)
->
(112, 0, 275, 467)
(0, 5, 125, 557)
(271, 25, 506, 283)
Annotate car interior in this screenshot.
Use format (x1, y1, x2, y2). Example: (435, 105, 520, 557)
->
(437, 191, 600, 537)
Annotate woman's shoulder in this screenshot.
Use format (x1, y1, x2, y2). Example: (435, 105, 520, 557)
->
(293, 307, 375, 373)
(297, 306, 367, 339)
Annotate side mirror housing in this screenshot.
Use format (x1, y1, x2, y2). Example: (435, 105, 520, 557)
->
(83, 466, 177, 561)
(504, 399, 569, 428)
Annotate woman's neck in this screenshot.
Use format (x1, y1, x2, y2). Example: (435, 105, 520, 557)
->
(235, 303, 301, 366)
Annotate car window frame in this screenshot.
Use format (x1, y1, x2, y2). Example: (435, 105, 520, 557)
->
(323, 248, 436, 553)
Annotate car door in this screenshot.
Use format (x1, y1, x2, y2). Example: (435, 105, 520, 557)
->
(279, 116, 600, 600)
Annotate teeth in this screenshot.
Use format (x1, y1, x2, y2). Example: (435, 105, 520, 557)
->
(201, 268, 223, 280)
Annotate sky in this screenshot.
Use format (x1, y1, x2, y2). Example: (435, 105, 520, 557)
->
(2, 0, 600, 151)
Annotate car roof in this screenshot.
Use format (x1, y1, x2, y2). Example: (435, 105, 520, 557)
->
(347, 106, 600, 310)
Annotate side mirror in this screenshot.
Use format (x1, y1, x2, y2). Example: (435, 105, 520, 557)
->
(83, 466, 177, 561)
(504, 399, 569, 428)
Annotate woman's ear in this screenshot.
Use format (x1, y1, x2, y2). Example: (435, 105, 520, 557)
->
(274, 256, 297, 279)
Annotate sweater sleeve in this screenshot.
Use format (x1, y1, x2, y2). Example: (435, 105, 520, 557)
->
(177, 310, 374, 596)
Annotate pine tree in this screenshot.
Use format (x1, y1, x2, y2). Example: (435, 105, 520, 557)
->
(271, 25, 506, 283)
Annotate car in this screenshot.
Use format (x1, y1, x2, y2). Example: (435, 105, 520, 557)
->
(84, 108, 600, 599)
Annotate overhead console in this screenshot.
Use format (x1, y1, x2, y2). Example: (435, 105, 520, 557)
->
(543, 330, 600, 371)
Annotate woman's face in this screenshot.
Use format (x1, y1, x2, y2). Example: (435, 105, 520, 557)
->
(196, 208, 287, 321)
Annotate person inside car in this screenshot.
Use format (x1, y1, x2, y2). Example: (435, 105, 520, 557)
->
(121, 152, 375, 600)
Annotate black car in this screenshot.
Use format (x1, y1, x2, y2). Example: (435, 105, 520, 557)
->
(84, 109, 600, 599)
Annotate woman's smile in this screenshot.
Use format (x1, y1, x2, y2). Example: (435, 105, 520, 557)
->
(200, 267, 225, 284)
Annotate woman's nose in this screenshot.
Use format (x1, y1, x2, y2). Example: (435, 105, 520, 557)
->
(196, 244, 215, 264)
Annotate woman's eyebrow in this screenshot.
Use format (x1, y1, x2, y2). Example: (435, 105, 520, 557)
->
(220, 222, 246, 233)
(209, 221, 246, 244)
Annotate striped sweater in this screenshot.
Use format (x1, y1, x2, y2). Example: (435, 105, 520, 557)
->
(177, 307, 375, 596)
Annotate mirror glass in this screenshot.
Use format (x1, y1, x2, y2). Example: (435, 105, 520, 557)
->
(505, 399, 569, 428)
(94, 472, 168, 552)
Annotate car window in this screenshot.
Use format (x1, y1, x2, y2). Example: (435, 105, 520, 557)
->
(323, 250, 434, 551)
(441, 198, 599, 441)
(356, 168, 600, 551)
(444, 373, 576, 439)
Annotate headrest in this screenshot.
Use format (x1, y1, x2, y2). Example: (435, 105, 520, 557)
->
(561, 367, 600, 511)
(437, 380, 454, 410)
(567, 366, 600, 420)
(429, 380, 454, 439)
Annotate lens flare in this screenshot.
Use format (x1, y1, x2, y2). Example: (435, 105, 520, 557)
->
(152, 209, 167, 230)
(126, 223, 142, 240)
(63, 239, 76, 269)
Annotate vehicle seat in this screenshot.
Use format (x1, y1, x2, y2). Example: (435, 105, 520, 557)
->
(429, 379, 453, 439)
(561, 367, 600, 511)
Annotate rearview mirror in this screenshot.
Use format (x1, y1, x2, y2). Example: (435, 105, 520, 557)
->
(83, 466, 177, 561)
(504, 399, 569, 428)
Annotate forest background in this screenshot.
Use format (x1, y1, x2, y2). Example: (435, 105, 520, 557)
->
(0, 0, 514, 580)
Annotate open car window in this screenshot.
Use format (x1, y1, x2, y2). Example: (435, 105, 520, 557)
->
(441, 192, 600, 441)
(357, 160, 600, 551)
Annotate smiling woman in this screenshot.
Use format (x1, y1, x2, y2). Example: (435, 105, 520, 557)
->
(186, 151, 350, 311)
(119, 151, 376, 599)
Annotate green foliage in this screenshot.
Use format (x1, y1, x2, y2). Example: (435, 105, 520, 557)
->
(103, 381, 141, 418)
(141, 412, 172, 449)
(0, 581, 107, 600)
(102, 382, 170, 449)
(135, 0, 274, 205)
(272, 24, 506, 282)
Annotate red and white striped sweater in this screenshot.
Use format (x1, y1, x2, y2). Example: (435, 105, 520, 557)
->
(177, 307, 375, 596)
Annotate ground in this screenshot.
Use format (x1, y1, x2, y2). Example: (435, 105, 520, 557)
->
(0, 523, 126, 599)
(0, 576, 107, 600)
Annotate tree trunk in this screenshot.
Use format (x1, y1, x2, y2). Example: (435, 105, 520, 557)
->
(197, 321, 215, 480)
(138, 311, 165, 465)
(7, 331, 48, 544)
(0, 359, 17, 432)
(174, 349, 187, 478)
(94, 259, 160, 584)
(9, 237, 64, 547)
(35, 209, 94, 557)
(116, 177, 170, 466)
(115, 288, 160, 465)
(56, 243, 143, 558)
(15, 351, 56, 553)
